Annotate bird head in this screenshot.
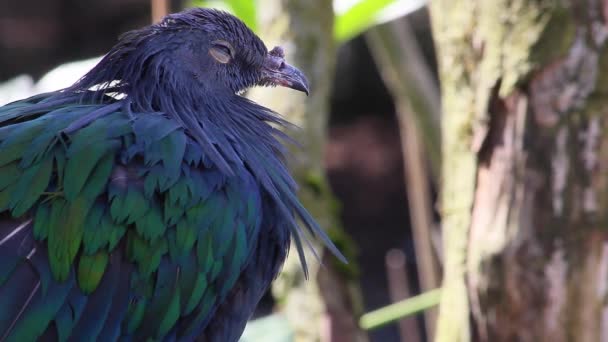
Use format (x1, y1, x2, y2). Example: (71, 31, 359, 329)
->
(73, 8, 309, 103)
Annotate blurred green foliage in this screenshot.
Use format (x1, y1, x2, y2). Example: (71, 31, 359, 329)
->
(190, 0, 416, 42)
(192, 0, 259, 32)
(334, 0, 396, 42)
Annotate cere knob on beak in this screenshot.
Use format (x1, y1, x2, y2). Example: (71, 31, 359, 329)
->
(260, 46, 310, 95)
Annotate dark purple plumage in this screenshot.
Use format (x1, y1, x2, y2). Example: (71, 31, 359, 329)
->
(0, 7, 344, 342)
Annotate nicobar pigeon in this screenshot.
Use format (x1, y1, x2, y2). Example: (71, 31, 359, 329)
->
(0, 8, 345, 341)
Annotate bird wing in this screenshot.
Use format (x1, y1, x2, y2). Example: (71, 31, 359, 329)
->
(0, 93, 264, 341)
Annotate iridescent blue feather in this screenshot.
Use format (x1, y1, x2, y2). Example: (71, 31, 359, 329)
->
(0, 7, 344, 342)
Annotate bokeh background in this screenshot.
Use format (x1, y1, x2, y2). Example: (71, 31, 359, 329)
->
(2, 1, 603, 342)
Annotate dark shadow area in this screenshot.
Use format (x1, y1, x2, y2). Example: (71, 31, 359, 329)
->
(0, 0, 183, 80)
(326, 9, 437, 341)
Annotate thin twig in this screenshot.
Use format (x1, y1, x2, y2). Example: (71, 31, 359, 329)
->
(366, 17, 442, 341)
(365, 19, 441, 181)
(386, 249, 422, 342)
(151, 0, 169, 23)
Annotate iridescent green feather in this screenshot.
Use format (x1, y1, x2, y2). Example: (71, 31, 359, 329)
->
(78, 251, 109, 294)
(33, 202, 51, 240)
(0, 95, 267, 340)
(0, 163, 21, 190)
(82, 204, 107, 254)
(48, 197, 91, 281)
(63, 141, 117, 201)
(8, 156, 52, 217)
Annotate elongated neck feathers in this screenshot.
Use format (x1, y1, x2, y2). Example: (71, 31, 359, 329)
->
(63, 23, 277, 175)
(68, 27, 199, 111)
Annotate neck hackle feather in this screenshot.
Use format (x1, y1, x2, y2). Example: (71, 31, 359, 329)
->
(0, 7, 344, 342)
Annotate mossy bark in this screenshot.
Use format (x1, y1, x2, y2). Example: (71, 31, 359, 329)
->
(248, 0, 366, 341)
(430, 1, 608, 341)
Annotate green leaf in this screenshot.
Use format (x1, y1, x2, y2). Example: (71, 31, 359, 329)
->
(194, 0, 258, 32)
(334, 0, 395, 42)
(360, 288, 441, 330)
(226, 0, 257, 32)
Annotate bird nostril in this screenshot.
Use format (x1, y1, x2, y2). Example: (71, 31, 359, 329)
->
(266, 55, 283, 70)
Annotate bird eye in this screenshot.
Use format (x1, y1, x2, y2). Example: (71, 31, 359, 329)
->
(209, 40, 234, 64)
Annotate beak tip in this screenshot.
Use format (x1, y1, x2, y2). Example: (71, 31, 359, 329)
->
(261, 53, 311, 95)
(298, 74, 310, 96)
(290, 79, 310, 96)
(297, 78, 310, 96)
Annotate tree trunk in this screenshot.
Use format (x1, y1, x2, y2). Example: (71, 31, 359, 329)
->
(248, 0, 367, 341)
(430, 1, 608, 341)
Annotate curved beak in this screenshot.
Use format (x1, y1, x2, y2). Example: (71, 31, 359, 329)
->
(260, 47, 310, 95)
